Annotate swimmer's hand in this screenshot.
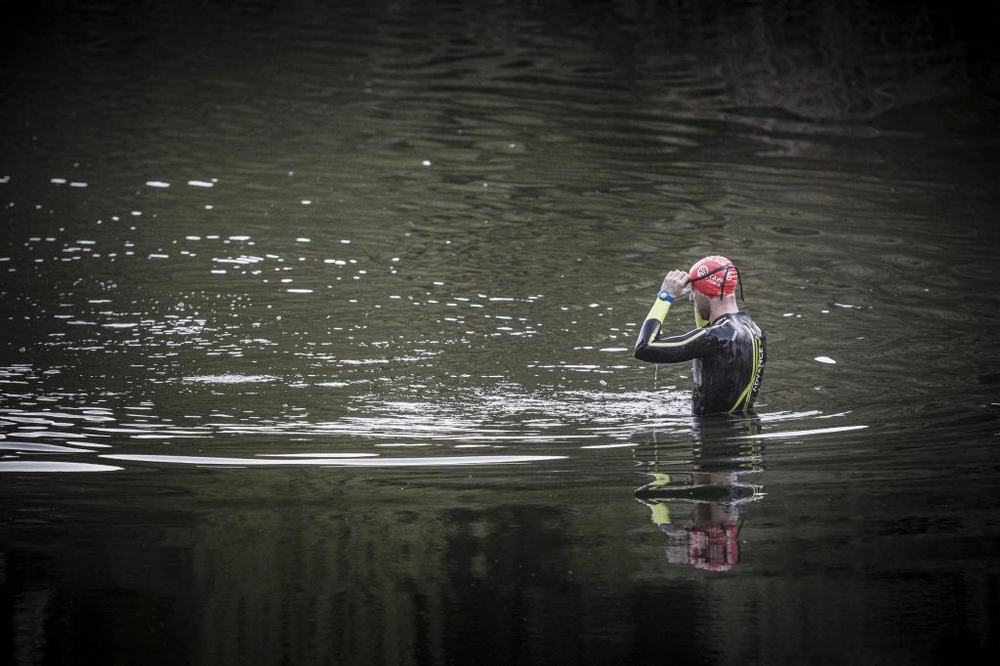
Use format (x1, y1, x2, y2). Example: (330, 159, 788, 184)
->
(661, 270, 691, 300)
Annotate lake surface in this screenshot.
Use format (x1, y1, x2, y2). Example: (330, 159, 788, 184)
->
(2, 0, 999, 663)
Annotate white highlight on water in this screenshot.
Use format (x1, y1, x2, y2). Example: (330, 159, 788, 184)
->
(739, 425, 868, 440)
(100, 454, 566, 467)
(0, 461, 123, 473)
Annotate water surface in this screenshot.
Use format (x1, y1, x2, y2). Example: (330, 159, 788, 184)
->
(2, 0, 999, 663)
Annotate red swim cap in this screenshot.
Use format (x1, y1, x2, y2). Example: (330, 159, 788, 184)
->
(689, 255, 740, 298)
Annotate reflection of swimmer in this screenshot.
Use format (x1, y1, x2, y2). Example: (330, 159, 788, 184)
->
(635, 416, 765, 572)
(636, 473, 762, 572)
(634, 255, 766, 416)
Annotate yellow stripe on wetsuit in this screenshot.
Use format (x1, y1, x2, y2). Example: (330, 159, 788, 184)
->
(643, 298, 708, 348)
(728, 335, 762, 414)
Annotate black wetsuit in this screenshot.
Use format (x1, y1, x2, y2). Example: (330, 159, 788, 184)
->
(634, 299, 766, 415)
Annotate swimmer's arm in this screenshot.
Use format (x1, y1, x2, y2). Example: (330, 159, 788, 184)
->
(634, 297, 712, 363)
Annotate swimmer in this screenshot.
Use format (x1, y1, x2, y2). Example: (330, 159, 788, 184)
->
(634, 255, 766, 415)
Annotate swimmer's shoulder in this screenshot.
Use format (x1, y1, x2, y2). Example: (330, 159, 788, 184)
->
(711, 312, 763, 337)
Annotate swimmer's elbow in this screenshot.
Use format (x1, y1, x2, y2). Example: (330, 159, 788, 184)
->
(634, 338, 655, 362)
(633, 321, 657, 361)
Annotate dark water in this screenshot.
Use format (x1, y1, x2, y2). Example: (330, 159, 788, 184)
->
(2, 0, 999, 663)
